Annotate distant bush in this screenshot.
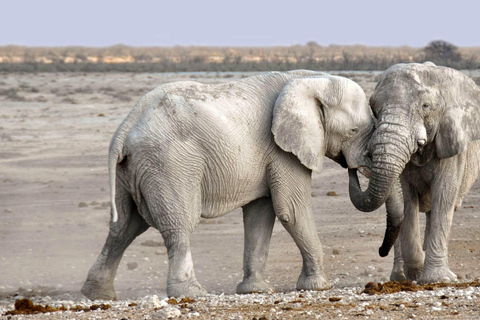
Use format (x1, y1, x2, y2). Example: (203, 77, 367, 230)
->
(423, 40, 461, 67)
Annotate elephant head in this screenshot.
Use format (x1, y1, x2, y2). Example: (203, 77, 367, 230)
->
(272, 75, 374, 173)
(349, 62, 480, 252)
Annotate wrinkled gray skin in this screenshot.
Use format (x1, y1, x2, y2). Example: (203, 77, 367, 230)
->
(81, 70, 374, 299)
(350, 62, 480, 283)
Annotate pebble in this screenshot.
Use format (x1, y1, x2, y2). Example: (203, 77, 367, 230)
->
(127, 262, 138, 270)
(1, 283, 479, 318)
(152, 306, 181, 319)
(139, 295, 168, 309)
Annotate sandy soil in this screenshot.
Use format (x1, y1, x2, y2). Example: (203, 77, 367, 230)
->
(0, 71, 479, 319)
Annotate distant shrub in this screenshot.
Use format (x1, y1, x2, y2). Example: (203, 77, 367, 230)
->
(423, 40, 461, 67)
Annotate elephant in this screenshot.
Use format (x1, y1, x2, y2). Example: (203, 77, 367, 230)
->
(81, 70, 374, 299)
(349, 62, 480, 283)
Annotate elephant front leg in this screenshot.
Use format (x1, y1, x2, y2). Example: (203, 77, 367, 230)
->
(280, 209, 331, 291)
(417, 159, 463, 284)
(268, 155, 331, 291)
(236, 197, 276, 294)
(418, 197, 458, 283)
(400, 183, 425, 281)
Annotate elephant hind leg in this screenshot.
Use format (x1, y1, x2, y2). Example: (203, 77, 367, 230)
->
(236, 197, 276, 294)
(142, 184, 206, 298)
(82, 184, 149, 300)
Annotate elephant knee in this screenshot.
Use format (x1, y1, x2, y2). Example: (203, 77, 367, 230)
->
(278, 213, 290, 223)
(276, 210, 297, 224)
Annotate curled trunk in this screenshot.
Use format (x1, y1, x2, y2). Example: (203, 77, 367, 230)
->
(349, 124, 412, 212)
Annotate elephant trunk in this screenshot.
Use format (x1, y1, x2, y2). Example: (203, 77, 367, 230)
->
(349, 120, 413, 213)
(378, 178, 404, 257)
(349, 112, 415, 256)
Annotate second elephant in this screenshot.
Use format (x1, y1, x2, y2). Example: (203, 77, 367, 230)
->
(82, 70, 374, 299)
(350, 62, 480, 283)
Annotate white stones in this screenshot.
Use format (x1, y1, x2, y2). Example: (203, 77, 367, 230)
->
(151, 306, 181, 319)
(139, 295, 168, 309)
(185, 311, 200, 317)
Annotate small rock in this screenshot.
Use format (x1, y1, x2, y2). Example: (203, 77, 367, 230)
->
(326, 191, 339, 196)
(152, 306, 181, 319)
(4, 208, 13, 213)
(185, 312, 200, 318)
(78, 202, 88, 208)
(155, 248, 167, 255)
(139, 295, 168, 309)
(332, 249, 340, 255)
(127, 262, 138, 270)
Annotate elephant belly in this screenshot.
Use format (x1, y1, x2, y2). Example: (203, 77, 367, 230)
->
(200, 163, 270, 219)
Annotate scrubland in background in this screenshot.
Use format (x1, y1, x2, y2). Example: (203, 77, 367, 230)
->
(0, 40, 477, 72)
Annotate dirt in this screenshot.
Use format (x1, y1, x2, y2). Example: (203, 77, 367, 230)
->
(1, 71, 480, 319)
(4, 298, 111, 315)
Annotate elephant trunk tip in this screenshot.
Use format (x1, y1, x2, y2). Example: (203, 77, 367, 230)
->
(378, 245, 390, 257)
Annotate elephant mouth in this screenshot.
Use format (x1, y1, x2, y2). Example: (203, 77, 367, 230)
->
(328, 151, 348, 169)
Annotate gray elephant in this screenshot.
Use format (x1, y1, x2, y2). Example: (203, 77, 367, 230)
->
(82, 70, 374, 299)
(350, 62, 480, 283)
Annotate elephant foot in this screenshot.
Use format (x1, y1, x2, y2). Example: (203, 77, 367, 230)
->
(404, 264, 423, 281)
(297, 273, 332, 291)
(236, 276, 274, 294)
(417, 266, 457, 284)
(81, 279, 118, 301)
(390, 268, 407, 281)
(167, 279, 207, 298)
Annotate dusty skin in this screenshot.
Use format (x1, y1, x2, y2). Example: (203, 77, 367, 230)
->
(1, 71, 480, 319)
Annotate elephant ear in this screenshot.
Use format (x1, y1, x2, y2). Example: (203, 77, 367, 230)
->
(436, 74, 480, 158)
(272, 77, 335, 172)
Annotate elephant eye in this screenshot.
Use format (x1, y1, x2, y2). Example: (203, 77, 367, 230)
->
(349, 127, 359, 135)
(422, 102, 430, 109)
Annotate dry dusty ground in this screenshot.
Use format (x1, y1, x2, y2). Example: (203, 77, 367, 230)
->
(0, 70, 480, 319)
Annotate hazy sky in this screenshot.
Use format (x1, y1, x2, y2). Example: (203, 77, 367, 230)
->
(3, 0, 479, 47)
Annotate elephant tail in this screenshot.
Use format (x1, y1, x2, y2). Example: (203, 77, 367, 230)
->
(108, 133, 125, 224)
